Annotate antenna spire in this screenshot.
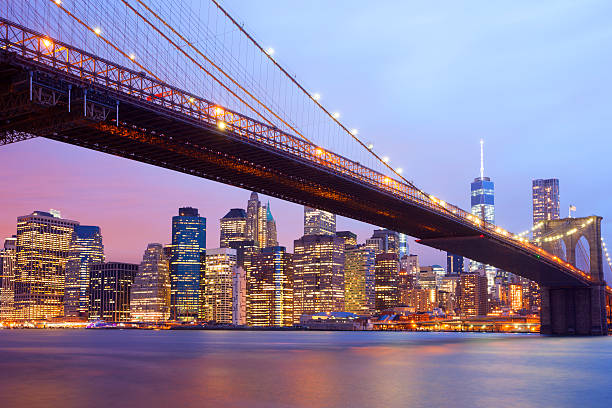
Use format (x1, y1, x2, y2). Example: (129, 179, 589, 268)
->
(479, 139, 484, 179)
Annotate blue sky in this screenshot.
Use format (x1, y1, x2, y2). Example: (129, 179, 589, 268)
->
(1, 0, 611, 274)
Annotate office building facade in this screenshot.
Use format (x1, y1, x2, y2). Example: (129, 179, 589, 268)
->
(130, 243, 171, 322)
(89, 262, 138, 322)
(344, 245, 376, 315)
(219, 208, 247, 248)
(304, 207, 336, 236)
(202, 248, 237, 324)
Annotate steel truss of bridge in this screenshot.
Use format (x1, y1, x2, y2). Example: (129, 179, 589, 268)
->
(0, 18, 610, 333)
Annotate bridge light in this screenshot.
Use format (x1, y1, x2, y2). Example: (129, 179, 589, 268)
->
(367, 143, 374, 149)
(54, 0, 61, 5)
(94, 27, 102, 36)
(129, 53, 136, 60)
(214, 106, 224, 115)
(42, 38, 53, 48)
(217, 121, 227, 130)
(350, 128, 359, 136)
(383, 177, 391, 184)
(382, 156, 390, 163)
(332, 112, 340, 119)
(396, 168, 403, 174)
(315, 148, 323, 155)
(189, 97, 195, 103)
(312, 93, 321, 101)
(265, 47, 275, 56)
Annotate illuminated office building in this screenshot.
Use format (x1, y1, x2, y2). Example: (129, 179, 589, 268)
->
(459, 272, 488, 317)
(374, 252, 400, 312)
(401, 254, 419, 278)
(398, 233, 409, 259)
(14, 210, 79, 320)
(89, 262, 138, 322)
(470, 140, 497, 292)
(0, 237, 17, 320)
(366, 229, 399, 255)
(304, 207, 336, 236)
(170, 207, 206, 322)
(293, 234, 344, 321)
(202, 248, 237, 324)
(509, 283, 523, 313)
(232, 266, 247, 325)
(344, 245, 376, 315)
(336, 231, 357, 249)
(245, 192, 277, 248)
(64, 226, 104, 321)
(446, 253, 463, 275)
(130, 243, 171, 322)
(246, 246, 293, 327)
(219, 208, 247, 248)
(532, 178, 560, 239)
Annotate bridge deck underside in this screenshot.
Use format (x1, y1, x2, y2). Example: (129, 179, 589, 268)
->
(0, 56, 590, 289)
(419, 236, 588, 287)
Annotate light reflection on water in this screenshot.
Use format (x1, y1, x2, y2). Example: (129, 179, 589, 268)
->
(0, 330, 610, 408)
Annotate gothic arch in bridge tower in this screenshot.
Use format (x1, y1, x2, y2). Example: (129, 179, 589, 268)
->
(541, 216, 604, 282)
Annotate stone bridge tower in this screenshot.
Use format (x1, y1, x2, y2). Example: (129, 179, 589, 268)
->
(539, 216, 607, 335)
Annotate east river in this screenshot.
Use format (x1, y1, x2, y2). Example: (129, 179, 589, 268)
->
(0, 330, 610, 407)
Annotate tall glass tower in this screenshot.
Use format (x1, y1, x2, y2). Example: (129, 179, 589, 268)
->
(304, 207, 336, 236)
(532, 178, 560, 240)
(64, 225, 105, 321)
(470, 140, 496, 292)
(170, 207, 206, 322)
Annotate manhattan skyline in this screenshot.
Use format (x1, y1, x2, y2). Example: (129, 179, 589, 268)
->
(1, 0, 611, 267)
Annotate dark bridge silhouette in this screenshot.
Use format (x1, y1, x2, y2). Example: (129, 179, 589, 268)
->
(0, 18, 610, 334)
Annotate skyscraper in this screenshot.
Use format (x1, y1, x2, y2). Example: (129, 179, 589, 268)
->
(170, 207, 206, 322)
(532, 178, 560, 239)
(264, 203, 278, 247)
(470, 140, 497, 291)
(219, 209, 247, 248)
(374, 252, 400, 312)
(293, 234, 344, 321)
(398, 233, 409, 259)
(245, 192, 277, 248)
(0, 237, 17, 321)
(446, 253, 463, 275)
(304, 207, 336, 236)
(246, 246, 294, 327)
(246, 192, 261, 245)
(344, 245, 376, 315)
(64, 225, 104, 321)
(89, 262, 138, 322)
(14, 211, 79, 320)
(459, 272, 488, 317)
(232, 266, 247, 326)
(130, 243, 171, 322)
(202, 248, 237, 324)
(366, 229, 399, 255)
(336, 231, 357, 248)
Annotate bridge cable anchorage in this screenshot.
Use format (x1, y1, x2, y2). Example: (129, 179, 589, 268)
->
(124, 0, 311, 143)
(207, 0, 452, 216)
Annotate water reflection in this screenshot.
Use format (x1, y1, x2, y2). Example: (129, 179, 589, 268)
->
(0, 331, 610, 408)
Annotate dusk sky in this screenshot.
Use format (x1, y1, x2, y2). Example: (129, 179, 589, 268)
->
(1, 0, 611, 273)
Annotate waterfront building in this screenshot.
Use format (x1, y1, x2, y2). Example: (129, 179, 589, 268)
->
(344, 245, 376, 315)
(130, 243, 171, 322)
(304, 207, 336, 236)
(293, 234, 344, 322)
(509, 283, 523, 313)
(398, 269, 415, 307)
(418, 267, 439, 291)
(0, 237, 17, 320)
(219, 208, 247, 248)
(374, 252, 400, 312)
(459, 272, 488, 317)
(64, 226, 104, 321)
(439, 275, 460, 313)
(202, 248, 237, 324)
(532, 178, 560, 239)
(336, 231, 357, 249)
(446, 253, 464, 274)
(404, 288, 437, 313)
(470, 140, 497, 292)
(246, 192, 261, 245)
(246, 246, 293, 327)
(232, 266, 247, 325)
(14, 210, 79, 320)
(170, 207, 206, 322)
(89, 262, 138, 322)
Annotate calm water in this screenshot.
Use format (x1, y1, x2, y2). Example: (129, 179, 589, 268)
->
(0, 330, 610, 408)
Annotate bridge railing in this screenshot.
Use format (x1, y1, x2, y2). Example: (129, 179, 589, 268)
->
(0, 18, 592, 284)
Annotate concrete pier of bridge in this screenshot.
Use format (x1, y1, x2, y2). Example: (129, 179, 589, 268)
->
(540, 217, 609, 335)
